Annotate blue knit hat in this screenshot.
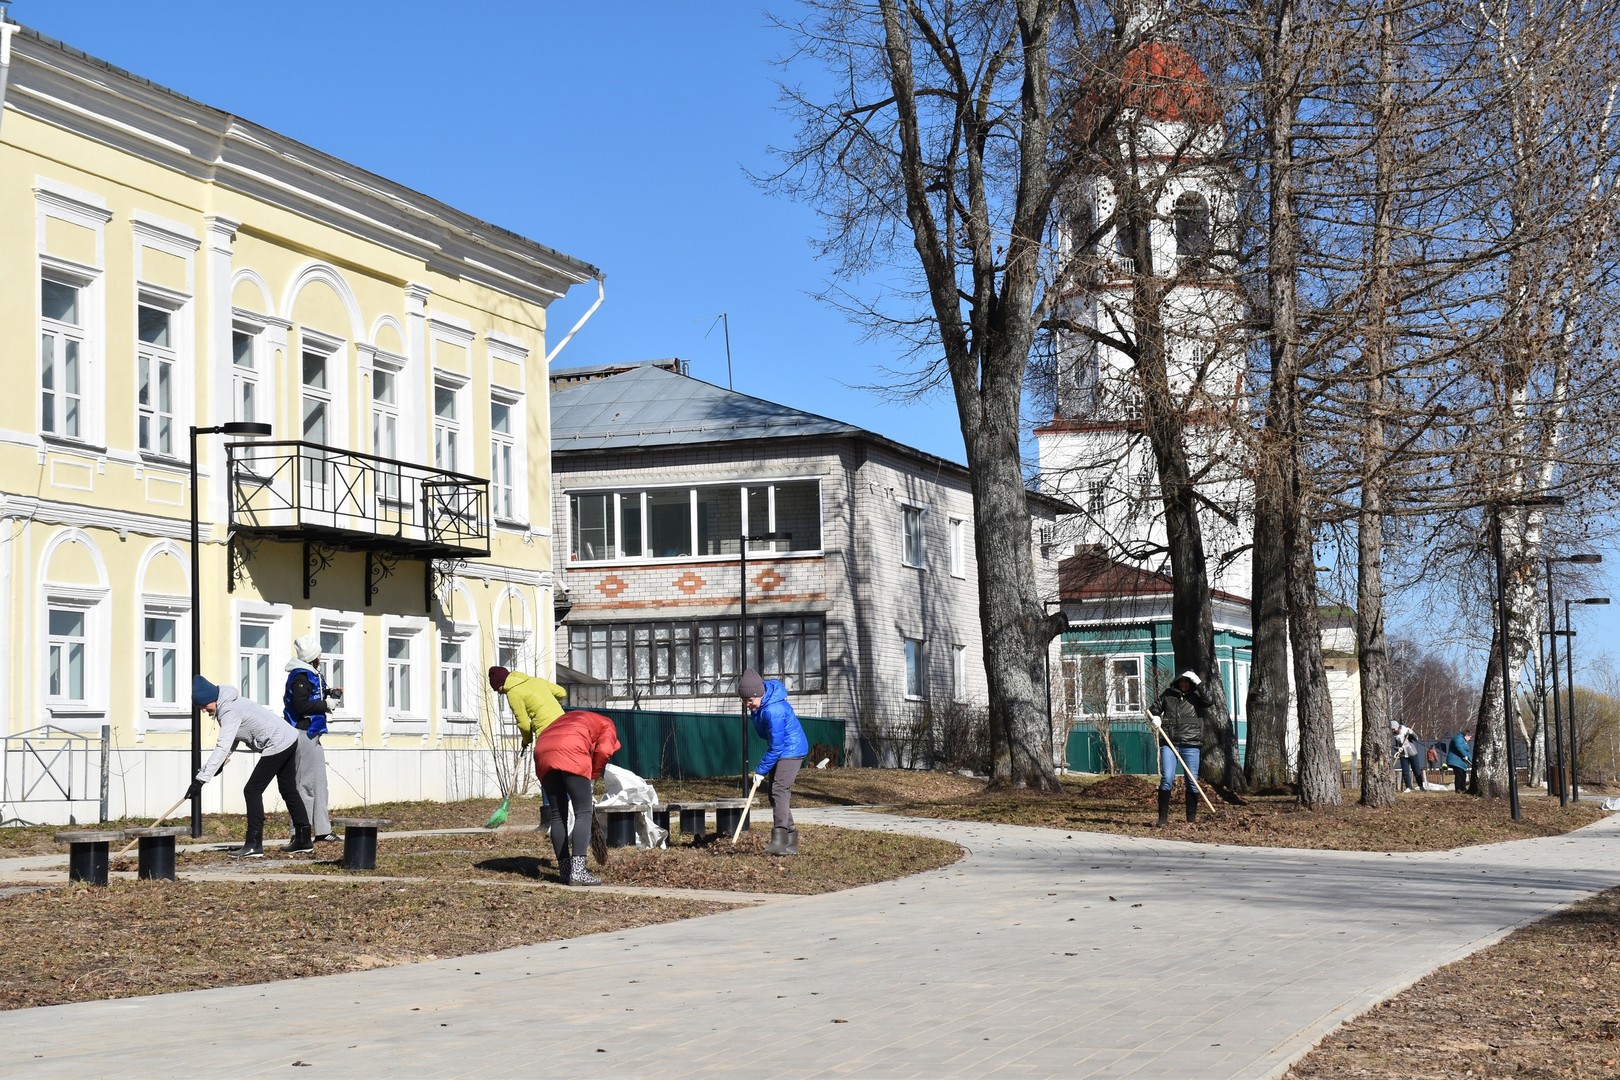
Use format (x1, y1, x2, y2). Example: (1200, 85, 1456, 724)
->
(192, 674, 220, 708)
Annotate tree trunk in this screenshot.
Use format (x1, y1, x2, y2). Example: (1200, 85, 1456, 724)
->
(1245, 469, 1294, 790)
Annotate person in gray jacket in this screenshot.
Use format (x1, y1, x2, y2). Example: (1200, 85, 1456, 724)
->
(1151, 670, 1209, 826)
(186, 675, 311, 858)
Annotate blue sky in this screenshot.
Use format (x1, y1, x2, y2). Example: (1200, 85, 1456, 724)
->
(14, 0, 966, 462)
(15, 1, 1620, 676)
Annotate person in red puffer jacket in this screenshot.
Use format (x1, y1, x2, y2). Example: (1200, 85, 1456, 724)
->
(533, 710, 620, 886)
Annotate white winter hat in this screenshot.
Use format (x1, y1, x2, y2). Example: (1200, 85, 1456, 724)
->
(1390, 719, 1401, 730)
(294, 633, 321, 664)
(1178, 670, 1201, 686)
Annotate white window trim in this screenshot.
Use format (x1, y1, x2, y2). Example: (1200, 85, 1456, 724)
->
(234, 607, 287, 708)
(39, 258, 104, 449)
(947, 517, 967, 579)
(901, 503, 927, 570)
(951, 643, 967, 703)
(230, 317, 267, 430)
(43, 587, 109, 726)
(489, 387, 526, 526)
(903, 636, 925, 701)
(135, 285, 191, 461)
(567, 478, 825, 564)
(139, 596, 191, 734)
(1107, 654, 1145, 718)
(432, 371, 469, 475)
(438, 624, 478, 729)
(312, 610, 363, 736)
(383, 616, 431, 736)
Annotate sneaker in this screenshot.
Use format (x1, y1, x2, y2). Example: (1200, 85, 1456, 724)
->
(314, 833, 342, 843)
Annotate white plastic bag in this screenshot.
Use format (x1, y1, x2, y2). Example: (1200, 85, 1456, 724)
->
(596, 764, 668, 849)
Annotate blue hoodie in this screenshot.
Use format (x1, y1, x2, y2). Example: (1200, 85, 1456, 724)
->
(751, 679, 809, 775)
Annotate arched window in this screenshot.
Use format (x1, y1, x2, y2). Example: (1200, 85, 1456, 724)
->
(1174, 193, 1212, 261)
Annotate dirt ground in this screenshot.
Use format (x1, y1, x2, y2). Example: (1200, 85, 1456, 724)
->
(3, 766, 1617, 1078)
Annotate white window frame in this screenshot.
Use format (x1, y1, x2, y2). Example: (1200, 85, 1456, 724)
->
(236, 617, 276, 707)
(140, 600, 189, 728)
(371, 355, 406, 507)
(384, 617, 430, 733)
(489, 391, 523, 524)
(39, 263, 100, 445)
(951, 643, 967, 703)
(568, 479, 824, 563)
(45, 596, 97, 712)
(439, 630, 475, 726)
(314, 613, 362, 734)
(1108, 656, 1144, 717)
(495, 632, 530, 730)
(904, 637, 925, 700)
(902, 505, 926, 569)
(136, 288, 187, 459)
(947, 517, 967, 578)
(433, 374, 467, 474)
(231, 321, 264, 428)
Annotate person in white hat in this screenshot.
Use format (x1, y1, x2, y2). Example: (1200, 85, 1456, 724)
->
(1150, 670, 1210, 825)
(284, 633, 342, 845)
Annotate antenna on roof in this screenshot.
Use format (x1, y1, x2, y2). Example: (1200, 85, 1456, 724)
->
(706, 313, 733, 389)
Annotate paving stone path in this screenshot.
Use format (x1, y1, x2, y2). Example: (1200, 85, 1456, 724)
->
(3, 807, 1617, 1078)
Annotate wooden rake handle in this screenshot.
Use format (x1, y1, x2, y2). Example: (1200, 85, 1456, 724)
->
(114, 794, 189, 861)
(732, 772, 764, 843)
(1151, 716, 1217, 814)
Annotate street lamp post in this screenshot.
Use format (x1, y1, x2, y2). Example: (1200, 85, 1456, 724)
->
(1489, 495, 1563, 822)
(738, 531, 790, 791)
(189, 421, 271, 836)
(1544, 553, 1601, 807)
(1564, 595, 1610, 804)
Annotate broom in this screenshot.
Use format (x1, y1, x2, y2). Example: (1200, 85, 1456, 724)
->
(485, 740, 531, 829)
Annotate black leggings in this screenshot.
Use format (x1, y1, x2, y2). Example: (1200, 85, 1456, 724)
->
(245, 743, 309, 833)
(540, 770, 592, 864)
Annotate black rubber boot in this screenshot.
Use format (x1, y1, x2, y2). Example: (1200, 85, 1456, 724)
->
(228, 827, 264, 859)
(765, 826, 791, 855)
(552, 834, 571, 883)
(286, 825, 314, 853)
(568, 855, 600, 886)
(1156, 791, 1171, 827)
(783, 828, 798, 856)
(1186, 785, 1199, 823)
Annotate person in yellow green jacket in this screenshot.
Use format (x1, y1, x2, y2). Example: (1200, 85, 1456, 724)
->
(489, 666, 567, 747)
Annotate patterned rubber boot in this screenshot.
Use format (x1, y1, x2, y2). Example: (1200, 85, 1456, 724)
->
(569, 855, 601, 886)
(228, 827, 264, 859)
(1156, 791, 1171, 827)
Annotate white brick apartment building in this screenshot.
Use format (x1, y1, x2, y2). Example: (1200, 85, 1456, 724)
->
(549, 361, 1069, 762)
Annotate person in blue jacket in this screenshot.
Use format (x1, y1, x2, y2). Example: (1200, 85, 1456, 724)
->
(740, 668, 809, 855)
(1446, 731, 1473, 793)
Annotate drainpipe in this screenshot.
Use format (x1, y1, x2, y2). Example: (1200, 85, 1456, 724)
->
(0, 10, 17, 139)
(543, 274, 605, 367)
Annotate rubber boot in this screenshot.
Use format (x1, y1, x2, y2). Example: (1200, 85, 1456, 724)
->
(286, 824, 314, 853)
(568, 855, 600, 886)
(783, 828, 799, 855)
(228, 826, 264, 859)
(765, 826, 791, 855)
(1186, 785, 1199, 823)
(552, 834, 571, 883)
(1156, 791, 1171, 827)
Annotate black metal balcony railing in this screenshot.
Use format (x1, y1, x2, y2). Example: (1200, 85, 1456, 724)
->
(226, 440, 491, 560)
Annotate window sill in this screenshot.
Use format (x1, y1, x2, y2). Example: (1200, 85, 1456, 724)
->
(40, 435, 107, 456)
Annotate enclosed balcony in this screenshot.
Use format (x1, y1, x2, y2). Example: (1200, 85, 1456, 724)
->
(225, 440, 490, 605)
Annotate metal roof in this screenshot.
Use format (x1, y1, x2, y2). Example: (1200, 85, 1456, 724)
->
(549, 364, 864, 451)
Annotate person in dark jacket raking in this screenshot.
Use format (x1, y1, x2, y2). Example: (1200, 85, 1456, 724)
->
(284, 634, 342, 842)
(187, 676, 312, 858)
(740, 668, 810, 855)
(1151, 670, 1210, 826)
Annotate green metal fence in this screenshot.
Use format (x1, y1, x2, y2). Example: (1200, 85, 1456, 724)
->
(1065, 720, 1158, 775)
(598, 708, 848, 781)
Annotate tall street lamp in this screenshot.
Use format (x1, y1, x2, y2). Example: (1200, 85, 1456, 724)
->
(1564, 595, 1610, 804)
(1544, 553, 1601, 807)
(1489, 495, 1562, 822)
(190, 421, 272, 836)
(738, 531, 790, 791)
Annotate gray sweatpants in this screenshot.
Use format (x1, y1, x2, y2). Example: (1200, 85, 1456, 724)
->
(766, 756, 804, 829)
(293, 733, 331, 836)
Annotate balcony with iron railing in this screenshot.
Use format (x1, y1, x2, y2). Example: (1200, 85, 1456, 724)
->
(225, 442, 490, 606)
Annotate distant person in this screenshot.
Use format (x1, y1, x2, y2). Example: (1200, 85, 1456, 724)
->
(1392, 719, 1425, 792)
(187, 676, 311, 858)
(284, 634, 341, 843)
(532, 710, 620, 886)
(1151, 671, 1209, 825)
(740, 668, 809, 855)
(1446, 731, 1474, 793)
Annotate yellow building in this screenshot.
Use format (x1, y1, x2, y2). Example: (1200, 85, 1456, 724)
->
(0, 20, 600, 823)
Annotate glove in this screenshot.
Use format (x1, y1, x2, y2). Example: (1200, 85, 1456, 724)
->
(1149, 713, 1163, 729)
(185, 779, 204, 800)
